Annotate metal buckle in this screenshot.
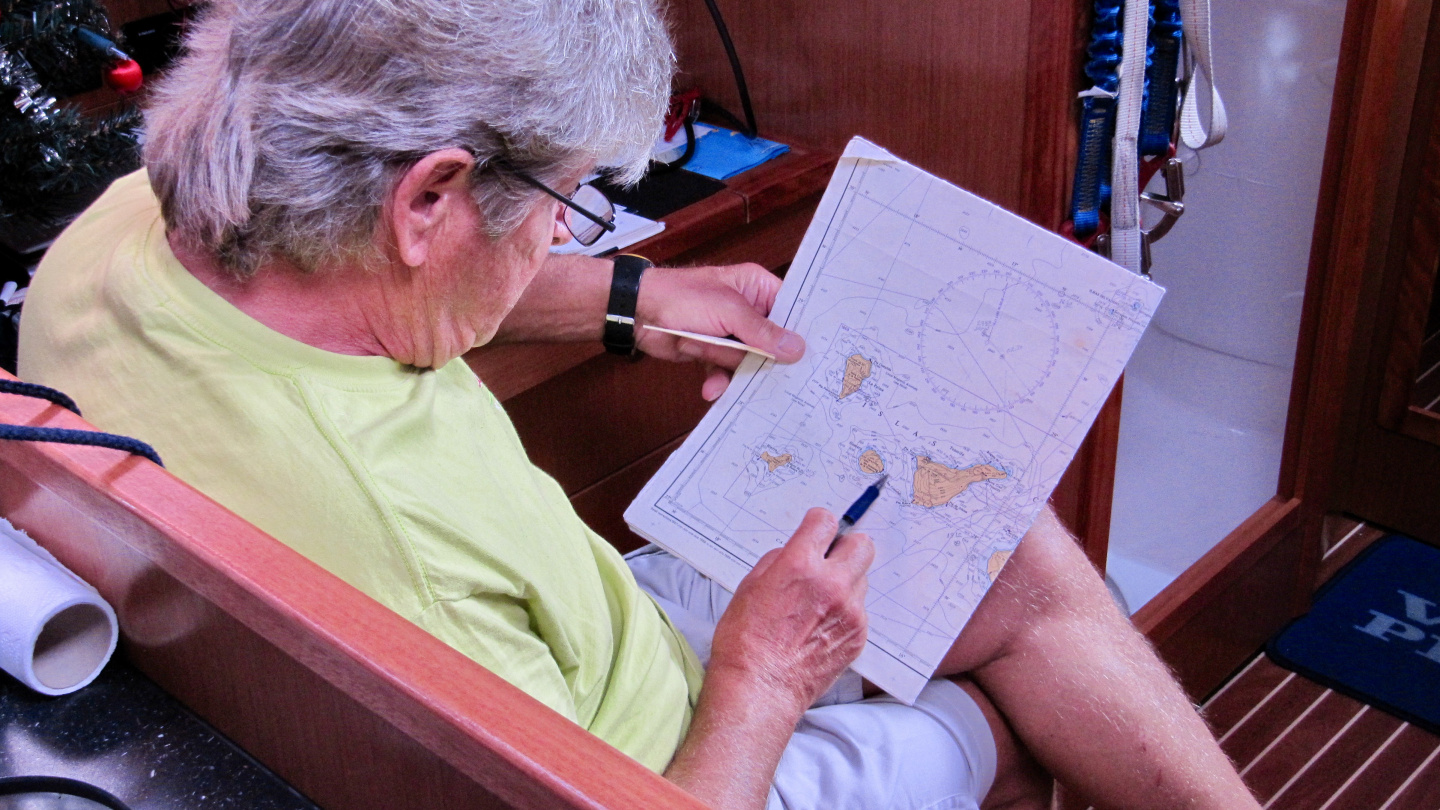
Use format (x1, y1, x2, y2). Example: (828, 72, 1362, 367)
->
(1136, 157, 1186, 275)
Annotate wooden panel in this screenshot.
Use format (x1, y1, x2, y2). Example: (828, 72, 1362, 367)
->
(1050, 378, 1122, 571)
(665, 192, 820, 273)
(1134, 497, 1305, 699)
(1377, 70, 1440, 430)
(1304, 0, 1437, 528)
(0, 383, 705, 810)
(571, 434, 689, 555)
(1341, 422, 1440, 543)
(1335, 13, 1440, 548)
(1018, 0, 1090, 230)
(670, 1, 1036, 209)
(505, 354, 710, 495)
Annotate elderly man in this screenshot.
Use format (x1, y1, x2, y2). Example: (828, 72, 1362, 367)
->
(18, 0, 1259, 807)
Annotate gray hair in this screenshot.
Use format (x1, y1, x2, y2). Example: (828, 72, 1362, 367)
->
(144, 0, 674, 277)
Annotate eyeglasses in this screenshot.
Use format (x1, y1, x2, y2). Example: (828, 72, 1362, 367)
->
(512, 171, 617, 247)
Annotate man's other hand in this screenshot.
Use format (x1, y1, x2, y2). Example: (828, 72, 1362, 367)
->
(635, 263, 806, 401)
(707, 507, 874, 713)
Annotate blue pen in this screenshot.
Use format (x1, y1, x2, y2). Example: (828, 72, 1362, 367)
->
(827, 474, 888, 555)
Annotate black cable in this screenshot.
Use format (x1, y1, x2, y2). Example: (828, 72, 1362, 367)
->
(0, 380, 163, 465)
(0, 424, 164, 465)
(0, 775, 134, 810)
(700, 0, 758, 138)
(648, 115, 696, 174)
(0, 378, 81, 414)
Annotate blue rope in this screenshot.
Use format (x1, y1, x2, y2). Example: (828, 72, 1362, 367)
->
(0, 381, 163, 466)
(1140, 0, 1182, 156)
(1071, 0, 1124, 237)
(1083, 1, 1123, 94)
(0, 379, 80, 415)
(0, 424, 164, 466)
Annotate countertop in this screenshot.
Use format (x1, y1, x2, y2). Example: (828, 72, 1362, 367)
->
(1, 658, 317, 810)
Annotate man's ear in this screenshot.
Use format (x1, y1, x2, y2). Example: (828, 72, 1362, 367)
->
(387, 148, 477, 268)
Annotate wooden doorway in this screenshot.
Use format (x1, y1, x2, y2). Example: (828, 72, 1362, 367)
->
(1132, 0, 1440, 697)
(1334, 5, 1440, 544)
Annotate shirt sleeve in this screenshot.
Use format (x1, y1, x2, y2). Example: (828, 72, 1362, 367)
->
(413, 591, 579, 724)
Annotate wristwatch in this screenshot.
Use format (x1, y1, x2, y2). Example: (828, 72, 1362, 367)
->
(603, 254, 653, 357)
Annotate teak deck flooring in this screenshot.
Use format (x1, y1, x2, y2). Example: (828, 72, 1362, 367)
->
(1194, 518, 1440, 809)
(1201, 655, 1439, 808)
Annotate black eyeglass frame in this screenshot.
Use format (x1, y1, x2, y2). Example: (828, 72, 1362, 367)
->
(511, 171, 617, 245)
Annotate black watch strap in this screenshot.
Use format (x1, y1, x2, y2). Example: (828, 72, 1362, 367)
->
(603, 254, 652, 356)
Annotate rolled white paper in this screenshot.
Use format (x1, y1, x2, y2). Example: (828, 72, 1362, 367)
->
(0, 518, 118, 695)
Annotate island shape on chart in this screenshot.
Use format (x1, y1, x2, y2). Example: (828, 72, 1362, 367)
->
(839, 354, 872, 399)
(912, 457, 1007, 508)
(859, 449, 886, 474)
(760, 451, 793, 472)
(987, 550, 1013, 583)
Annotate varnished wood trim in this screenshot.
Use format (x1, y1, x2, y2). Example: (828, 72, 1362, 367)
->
(1132, 497, 1306, 697)
(1019, 0, 1088, 231)
(1134, 496, 1301, 643)
(466, 342, 604, 403)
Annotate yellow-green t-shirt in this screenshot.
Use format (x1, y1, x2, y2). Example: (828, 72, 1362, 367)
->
(18, 170, 703, 771)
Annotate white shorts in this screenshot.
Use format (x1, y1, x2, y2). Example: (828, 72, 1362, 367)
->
(626, 545, 997, 810)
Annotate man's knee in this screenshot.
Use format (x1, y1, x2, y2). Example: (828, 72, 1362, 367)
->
(940, 507, 1121, 673)
(954, 679, 1052, 810)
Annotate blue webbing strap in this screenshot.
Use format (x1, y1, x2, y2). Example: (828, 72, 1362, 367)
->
(1070, 0, 1123, 238)
(1140, 0, 1183, 156)
(0, 381, 164, 466)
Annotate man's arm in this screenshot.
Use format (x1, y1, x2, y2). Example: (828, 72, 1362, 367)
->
(488, 254, 613, 344)
(491, 254, 805, 399)
(664, 509, 874, 810)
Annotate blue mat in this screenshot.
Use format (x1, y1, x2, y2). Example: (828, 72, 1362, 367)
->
(1268, 535, 1440, 736)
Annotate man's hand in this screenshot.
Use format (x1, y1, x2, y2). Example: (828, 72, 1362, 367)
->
(635, 263, 806, 401)
(664, 508, 874, 809)
(708, 507, 874, 711)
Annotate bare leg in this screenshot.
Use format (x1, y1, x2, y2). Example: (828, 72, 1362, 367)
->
(949, 677, 1053, 810)
(938, 507, 1258, 809)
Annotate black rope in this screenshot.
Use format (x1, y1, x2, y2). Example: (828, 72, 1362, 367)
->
(648, 115, 697, 175)
(701, 0, 758, 138)
(0, 378, 80, 414)
(0, 424, 164, 465)
(0, 380, 163, 465)
(0, 776, 134, 810)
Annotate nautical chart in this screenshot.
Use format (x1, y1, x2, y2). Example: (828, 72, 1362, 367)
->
(625, 137, 1164, 703)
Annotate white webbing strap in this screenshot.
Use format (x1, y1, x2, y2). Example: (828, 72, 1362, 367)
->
(1109, 0, 1150, 273)
(1180, 0, 1227, 149)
